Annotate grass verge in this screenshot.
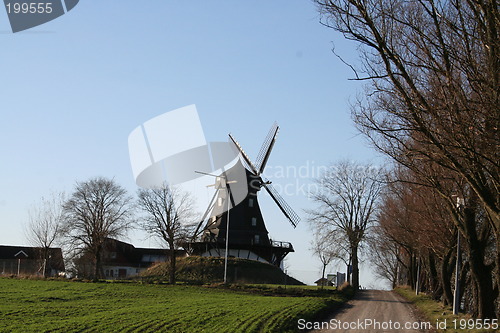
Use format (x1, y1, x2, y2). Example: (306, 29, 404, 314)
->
(395, 286, 497, 332)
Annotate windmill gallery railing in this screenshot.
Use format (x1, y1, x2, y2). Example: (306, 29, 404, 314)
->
(270, 240, 293, 250)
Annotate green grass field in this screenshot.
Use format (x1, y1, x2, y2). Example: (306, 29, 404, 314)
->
(0, 278, 348, 332)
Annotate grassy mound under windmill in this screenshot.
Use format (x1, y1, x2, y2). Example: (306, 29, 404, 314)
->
(141, 256, 304, 285)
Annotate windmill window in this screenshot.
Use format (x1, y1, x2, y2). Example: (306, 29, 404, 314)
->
(251, 217, 257, 226)
(254, 235, 260, 244)
(249, 198, 254, 207)
(217, 198, 223, 206)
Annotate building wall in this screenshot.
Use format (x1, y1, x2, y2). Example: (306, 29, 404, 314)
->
(102, 265, 146, 279)
(0, 259, 63, 276)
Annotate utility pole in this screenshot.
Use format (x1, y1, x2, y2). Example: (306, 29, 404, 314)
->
(223, 182, 231, 284)
(195, 171, 236, 284)
(415, 257, 420, 295)
(453, 196, 464, 315)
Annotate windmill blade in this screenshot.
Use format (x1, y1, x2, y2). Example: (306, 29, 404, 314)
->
(262, 182, 300, 228)
(255, 123, 279, 175)
(228, 133, 259, 175)
(192, 188, 219, 240)
(226, 182, 237, 208)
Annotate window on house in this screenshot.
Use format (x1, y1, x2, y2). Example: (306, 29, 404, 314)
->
(217, 198, 223, 206)
(254, 235, 260, 244)
(248, 198, 254, 207)
(110, 252, 117, 259)
(251, 217, 257, 226)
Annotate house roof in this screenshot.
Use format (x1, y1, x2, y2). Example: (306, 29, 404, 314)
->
(0, 245, 65, 271)
(314, 277, 333, 284)
(314, 277, 328, 283)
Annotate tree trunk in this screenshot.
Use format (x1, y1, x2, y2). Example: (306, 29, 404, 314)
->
(458, 261, 469, 310)
(495, 235, 500, 313)
(408, 253, 416, 289)
(463, 208, 496, 319)
(441, 247, 455, 306)
(93, 253, 100, 281)
(347, 255, 351, 284)
(468, 252, 495, 319)
(92, 243, 104, 281)
(169, 246, 176, 285)
(321, 263, 326, 289)
(428, 253, 440, 299)
(391, 261, 398, 289)
(42, 247, 50, 278)
(351, 245, 359, 290)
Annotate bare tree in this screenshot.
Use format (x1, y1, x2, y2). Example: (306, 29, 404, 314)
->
(63, 177, 133, 280)
(316, 0, 498, 318)
(369, 230, 401, 289)
(311, 232, 338, 288)
(25, 193, 65, 277)
(377, 164, 497, 315)
(137, 184, 196, 284)
(308, 161, 383, 290)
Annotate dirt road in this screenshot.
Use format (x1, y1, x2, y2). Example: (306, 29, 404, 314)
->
(308, 290, 431, 332)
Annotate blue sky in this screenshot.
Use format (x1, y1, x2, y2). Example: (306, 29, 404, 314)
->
(0, 1, 384, 286)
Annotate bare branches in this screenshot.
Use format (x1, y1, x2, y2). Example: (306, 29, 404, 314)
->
(25, 192, 65, 250)
(63, 177, 134, 280)
(308, 160, 384, 289)
(317, 0, 499, 230)
(311, 231, 340, 288)
(136, 184, 197, 283)
(137, 184, 196, 248)
(24, 192, 65, 277)
(310, 161, 383, 236)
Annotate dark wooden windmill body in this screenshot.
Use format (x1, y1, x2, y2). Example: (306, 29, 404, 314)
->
(188, 124, 300, 267)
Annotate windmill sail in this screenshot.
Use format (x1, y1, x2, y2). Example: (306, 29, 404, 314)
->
(229, 126, 300, 228)
(228, 134, 259, 175)
(263, 182, 300, 228)
(255, 123, 279, 175)
(192, 188, 219, 239)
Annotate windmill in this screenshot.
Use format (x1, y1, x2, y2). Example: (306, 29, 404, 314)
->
(188, 123, 300, 267)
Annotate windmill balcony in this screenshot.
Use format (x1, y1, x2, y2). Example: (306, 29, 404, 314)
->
(270, 240, 294, 251)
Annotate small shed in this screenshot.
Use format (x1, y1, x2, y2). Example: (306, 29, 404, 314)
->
(314, 277, 334, 287)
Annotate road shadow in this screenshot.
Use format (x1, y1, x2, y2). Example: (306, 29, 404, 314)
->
(354, 290, 413, 304)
